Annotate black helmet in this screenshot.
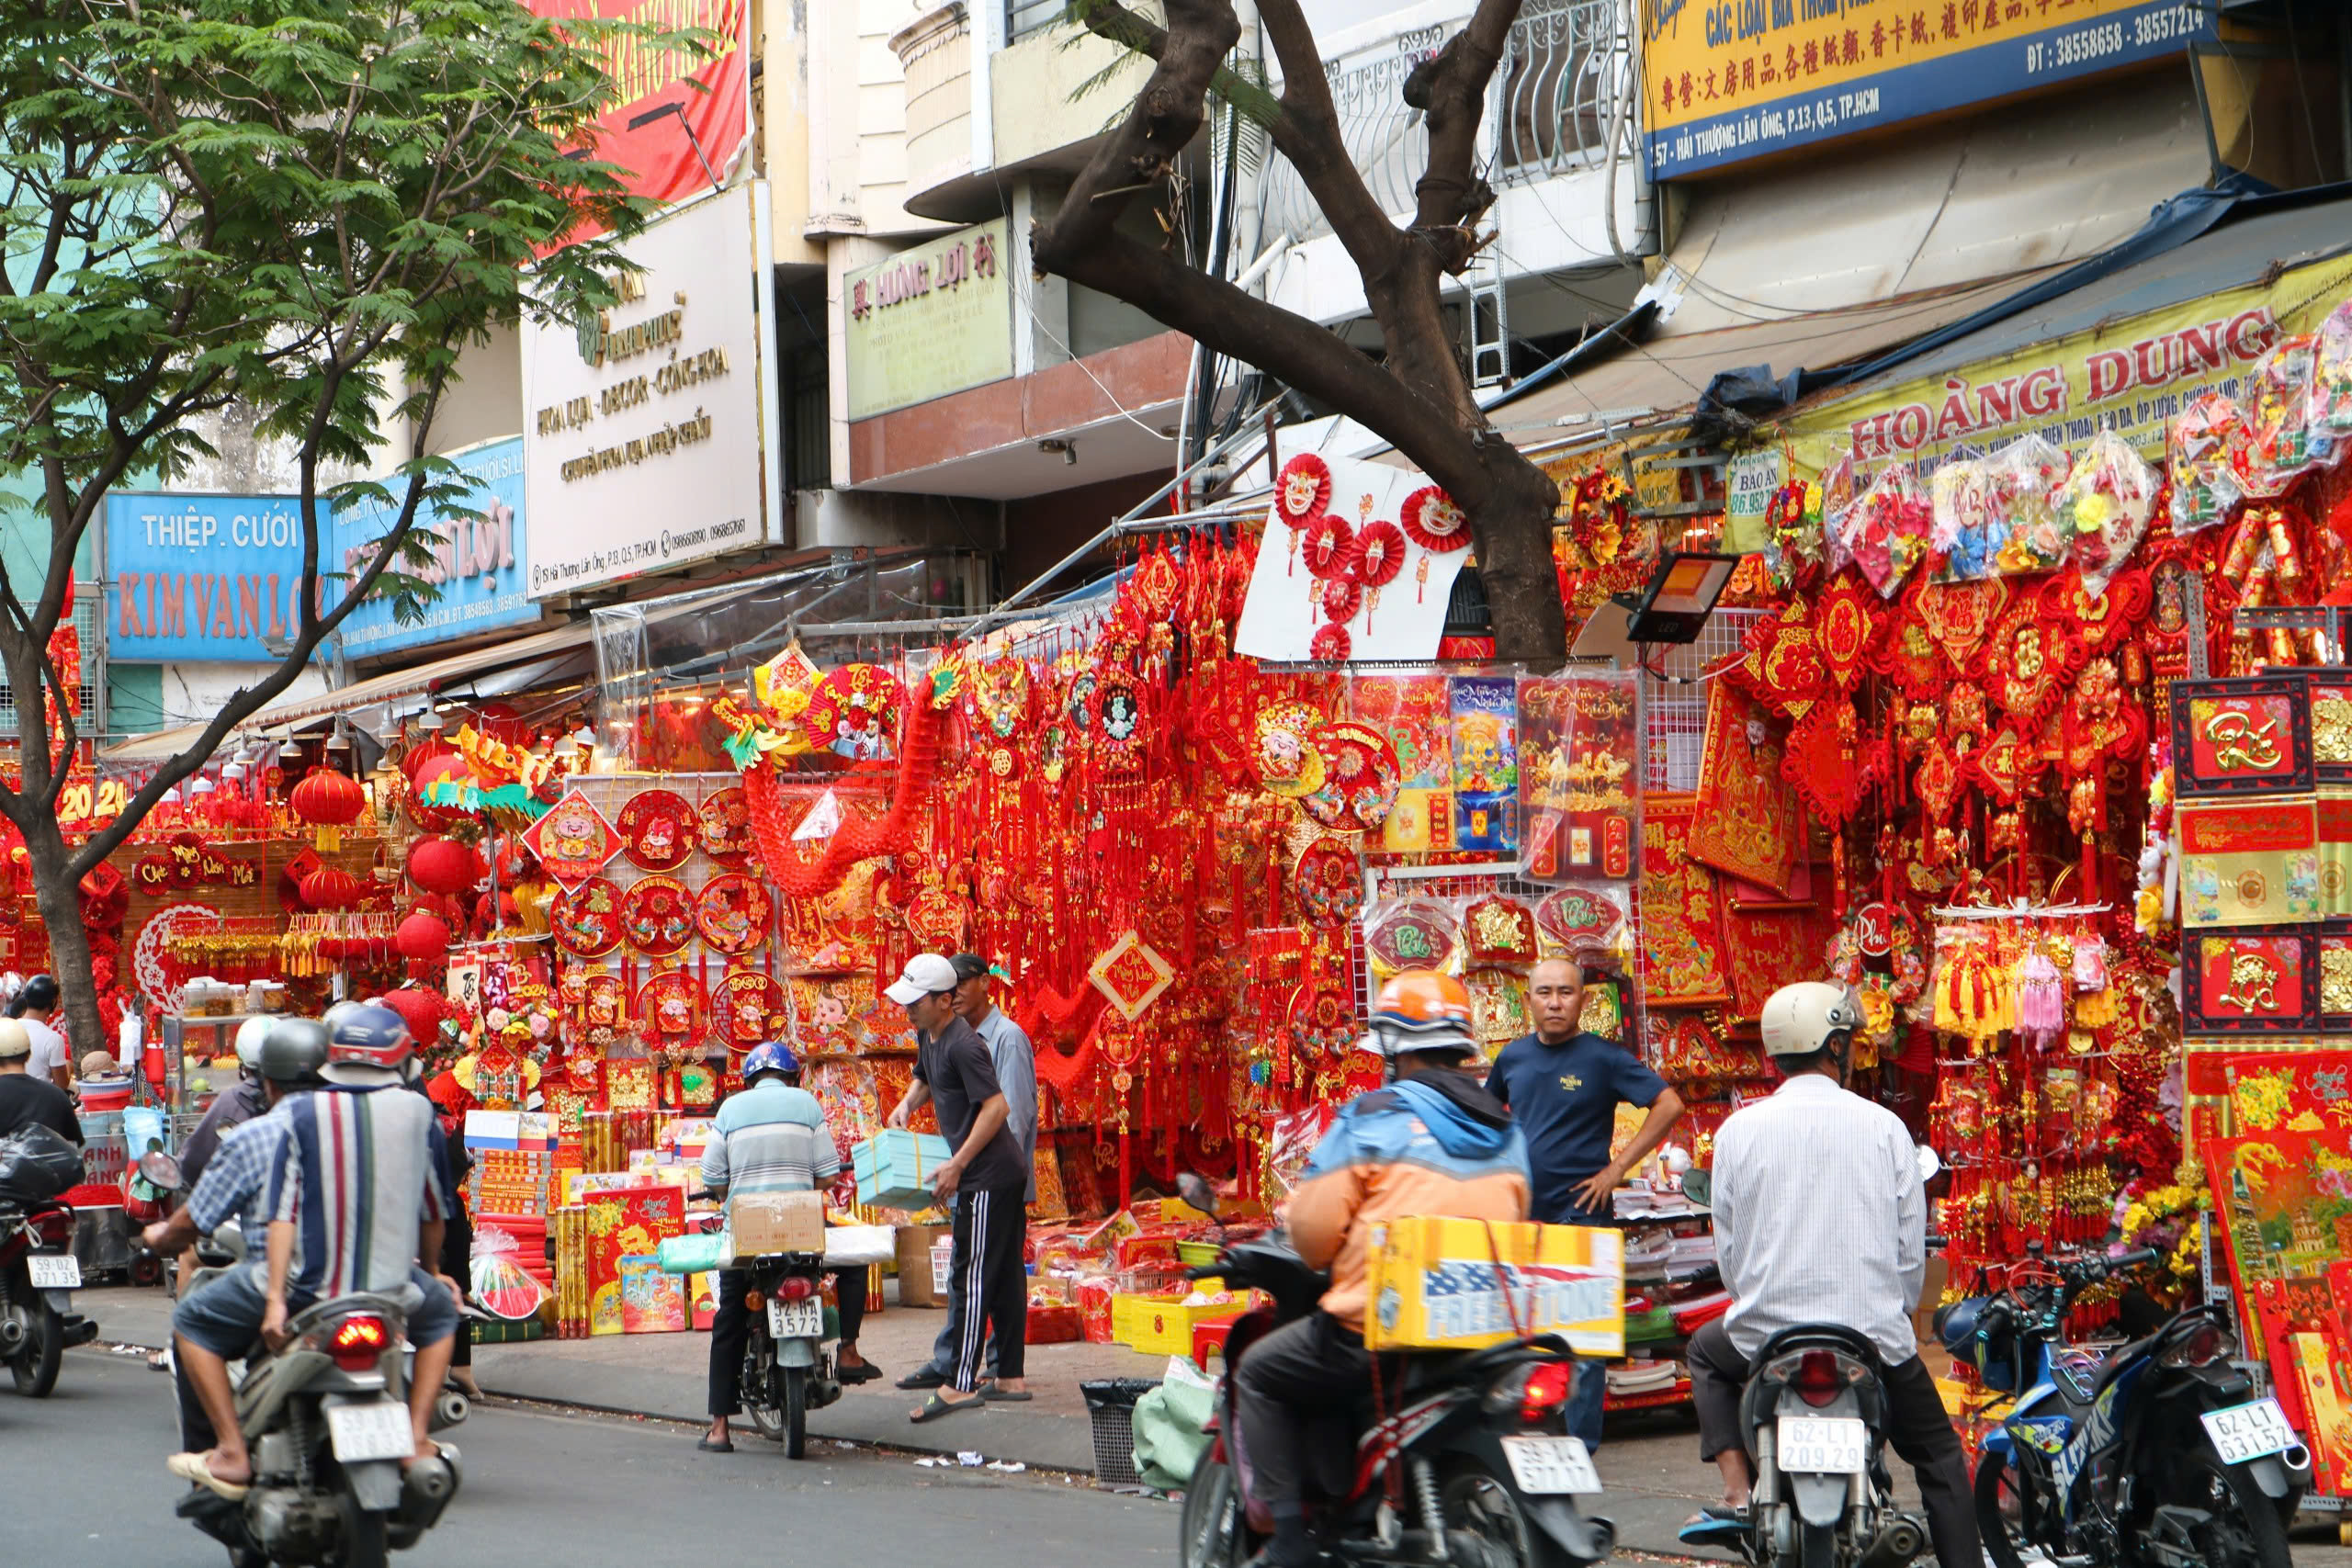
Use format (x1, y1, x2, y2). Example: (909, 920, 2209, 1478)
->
(258, 1020, 331, 1088)
(10, 973, 56, 1017)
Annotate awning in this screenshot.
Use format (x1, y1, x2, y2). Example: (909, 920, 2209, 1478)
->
(102, 618, 595, 765)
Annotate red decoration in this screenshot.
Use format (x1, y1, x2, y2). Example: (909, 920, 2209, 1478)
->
(1811, 573, 1881, 694)
(635, 970, 707, 1055)
(1303, 514, 1355, 580)
(78, 863, 128, 928)
(694, 873, 772, 955)
(800, 664, 903, 761)
(1272, 454, 1332, 528)
(1399, 486, 1471, 552)
(380, 987, 449, 1044)
(550, 878, 625, 960)
(1317, 575, 1363, 623)
(616, 788, 695, 872)
(407, 834, 479, 897)
(715, 969, 788, 1050)
(395, 908, 453, 964)
(1309, 624, 1351, 661)
(299, 864, 364, 910)
(289, 766, 365, 849)
(695, 787, 755, 868)
(1353, 520, 1407, 587)
(525, 791, 622, 890)
(622, 874, 695, 957)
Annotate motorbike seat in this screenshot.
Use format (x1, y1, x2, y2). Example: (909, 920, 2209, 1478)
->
(1752, 1323, 1883, 1368)
(2092, 1334, 2160, 1397)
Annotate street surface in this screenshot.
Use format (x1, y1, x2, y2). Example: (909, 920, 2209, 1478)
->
(6, 1349, 1174, 1566)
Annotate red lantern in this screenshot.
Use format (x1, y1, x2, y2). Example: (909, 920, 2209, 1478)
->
(406, 834, 478, 897)
(289, 767, 366, 850)
(395, 908, 452, 964)
(472, 890, 520, 938)
(300, 864, 363, 909)
(407, 752, 470, 832)
(379, 986, 448, 1044)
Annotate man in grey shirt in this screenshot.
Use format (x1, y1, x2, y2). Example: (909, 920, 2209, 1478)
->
(899, 953, 1038, 1394)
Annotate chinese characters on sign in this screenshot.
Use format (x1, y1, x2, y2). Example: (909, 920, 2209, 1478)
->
(843, 220, 1015, 421)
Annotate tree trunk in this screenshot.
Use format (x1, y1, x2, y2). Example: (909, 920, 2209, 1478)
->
(1476, 449, 1569, 663)
(21, 818, 102, 1069)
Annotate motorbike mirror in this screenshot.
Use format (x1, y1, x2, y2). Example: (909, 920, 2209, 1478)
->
(1682, 1169, 1713, 1209)
(1916, 1145, 1942, 1183)
(139, 1150, 185, 1190)
(1176, 1171, 1221, 1221)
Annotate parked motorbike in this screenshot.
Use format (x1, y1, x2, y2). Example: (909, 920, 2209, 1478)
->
(1942, 1246, 2310, 1568)
(139, 1152, 465, 1568)
(0, 1123, 98, 1397)
(732, 1247, 846, 1459)
(1172, 1176, 1614, 1568)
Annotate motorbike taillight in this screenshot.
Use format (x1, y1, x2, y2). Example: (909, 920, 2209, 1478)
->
(1519, 1362, 1576, 1425)
(28, 1209, 73, 1247)
(1793, 1349, 1843, 1408)
(327, 1314, 392, 1372)
(776, 1277, 817, 1303)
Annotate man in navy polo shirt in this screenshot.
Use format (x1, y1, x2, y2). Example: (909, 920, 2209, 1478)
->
(1486, 955, 1685, 1450)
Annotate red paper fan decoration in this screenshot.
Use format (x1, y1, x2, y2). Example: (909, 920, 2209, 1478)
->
(1310, 624, 1352, 661)
(1400, 486, 1471, 552)
(1317, 576, 1363, 623)
(1353, 520, 1407, 586)
(1363, 898, 1462, 974)
(800, 663, 903, 761)
(1273, 454, 1332, 527)
(695, 786, 756, 869)
(550, 877, 624, 959)
(616, 787, 695, 872)
(622, 874, 695, 957)
(1303, 513, 1355, 579)
(695, 873, 772, 955)
(1534, 886, 1625, 955)
(716, 969, 789, 1050)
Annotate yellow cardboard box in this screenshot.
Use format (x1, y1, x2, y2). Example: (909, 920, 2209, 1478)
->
(1363, 1215, 1623, 1355)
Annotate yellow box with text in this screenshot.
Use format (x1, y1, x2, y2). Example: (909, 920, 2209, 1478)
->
(1364, 1216, 1624, 1356)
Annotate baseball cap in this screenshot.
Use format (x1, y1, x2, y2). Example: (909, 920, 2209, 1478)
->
(0, 1020, 28, 1060)
(949, 953, 995, 985)
(884, 953, 960, 1006)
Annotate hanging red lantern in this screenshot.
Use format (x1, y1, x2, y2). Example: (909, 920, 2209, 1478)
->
(289, 766, 366, 850)
(300, 864, 363, 910)
(395, 908, 452, 964)
(472, 890, 519, 937)
(379, 986, 448, 1044)
(406, 834, 478, 897)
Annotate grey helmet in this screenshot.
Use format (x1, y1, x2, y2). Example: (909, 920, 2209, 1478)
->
(257, 1019, 332, 1088)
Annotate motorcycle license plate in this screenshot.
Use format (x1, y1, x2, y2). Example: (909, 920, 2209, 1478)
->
(26, 1254, 78, 1290)
(1777, 1416, 1867, 1474)
(766, 1297, 823, 1339)
(326, 1403, 415, 1462)
(2201, 1397, 2298, 1465)
(1499, 1435, 1601, 1495)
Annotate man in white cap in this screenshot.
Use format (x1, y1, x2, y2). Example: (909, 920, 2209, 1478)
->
(885, 953, 1029, 1420)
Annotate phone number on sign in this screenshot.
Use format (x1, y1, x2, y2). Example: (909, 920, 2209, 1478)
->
(2023, 6, 2200, 75)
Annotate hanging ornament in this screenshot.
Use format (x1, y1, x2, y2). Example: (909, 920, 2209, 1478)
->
(634, 969, 707, 1059)
(299, 864, 364, 910)
(1353, 518, 1406, 625)
(1254, 699, 1329, 797)
(1309, 624, 1352, 661)
(289, 766, 365, 851)
(1363, 898, 1463, 977)
(1302, 720, 1399, 833)
(1088, 930, 1177, 1022)
(1464, 894, 1541, 968)
(694, 872, 772, 955)
(549, 877, 624, 960)
(394, 908, 453, 965)
(1534, 885, 1626, 959)
(523, 790, 621, 891)
(1285, 983, 1358, 1056)
(695, 785, 757, 869)
(1091, 666, 1148, 774)
(1292, 835, 1366, 927)
(1303, 513, 1355, 580)
(800, 663, 903, 761)
(1272, 454, 1333, 574)
(616, 787, 696, 872)
(622, 874, 695, 957)
(1317, 575, 1363, 624)
(1400, 485, 1470, 553)
(407, 834, 479, 897)
(715, 968, 789, 1052)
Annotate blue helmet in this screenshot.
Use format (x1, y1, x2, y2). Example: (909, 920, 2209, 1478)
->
(741, 1041, 799, 1083)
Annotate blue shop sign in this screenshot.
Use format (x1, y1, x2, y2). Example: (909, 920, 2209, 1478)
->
(106, 492, 309, 662)
(328, 436, 535, 657)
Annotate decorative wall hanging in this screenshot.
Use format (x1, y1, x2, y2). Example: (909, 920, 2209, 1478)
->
(550, 878, 624, 960)
(716, 969, 789, 1051)
(1089, 930, 1176, 1022)
(1638, 794, 1734, 1006)
(1686, 684, 1803, 896)
(1292, 835, 1366, 927)
(1463, 894, 1539, 968)
(616, 788, 696, 872)
(1255, 700, 1328, 798)
(569, 969, 627, 1046)
(1302, 721, 1399, 833)
(1722, 903, 1841, 1021)
(695, 785, 756, 868)
(621, 875, 695, 957)
(695, 873, 773, 955)
(2181, 929, 2321, 1034)
(1272, 454, 1332, 573)
(1363, 898, 1462, 976)
(1284, 982, 1357, 1056)
(2172, 674, 2315, 797)
(525, 791, 622, 891)
(801, 662, 903, 761)
(1533, 886, 1625, 957)
(634, 969, 707, 1057)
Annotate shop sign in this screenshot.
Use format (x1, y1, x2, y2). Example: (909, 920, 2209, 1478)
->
(843, 220, 1014, 421)
(104, 493, 314, 662)
(1723, 447, 1783, 553)
(1785, 254, 2352, 479)
(1638, 0, 2213, 180)
(522, 186, 769, 597)
(328, 436, 535, 657)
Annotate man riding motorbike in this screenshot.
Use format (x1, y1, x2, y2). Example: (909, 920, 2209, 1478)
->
(1234, 970, 1531, 1568)
(143, 1018, 330, 1454)
(167, 1003, 461, 1500)
(1679, 981, 1980, 1568)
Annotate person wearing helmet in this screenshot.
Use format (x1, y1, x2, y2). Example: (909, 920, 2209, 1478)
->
(175, 1018, 277, 1201)
(696, 1039, 877, 1452)
(145, 1018, 330, 1455)
(1484, 955, 1685, 1451)
(166, 1002, 462, 1501)
(7, 973, 70, 1090)
(1234, 971, 1531, 1568)
(1679, 981, 1978, 1568)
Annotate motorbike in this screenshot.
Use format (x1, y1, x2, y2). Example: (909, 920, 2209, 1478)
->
(1945, 1245, 2310, 1568)
(140, 1153, 466, 1568)
(1172, 1176, 1614, 1568)
(731, 1247, 847, 1459)
(0, 1124, 98, 1397)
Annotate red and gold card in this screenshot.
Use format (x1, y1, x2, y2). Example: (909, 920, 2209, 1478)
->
(2321, 786, 2352, 919)
(1639, 794, 1734, 1006)
(1687, 684, 1804, 896)
(2181, 929, 2321, 1035)
(2171, 674, 2312, 798)
(2176, 796, 2320, 929)
(2222, 1048, 2352, 1136)
(1721, 902, 1840, 1022)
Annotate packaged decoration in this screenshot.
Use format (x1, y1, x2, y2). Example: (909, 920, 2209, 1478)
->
(2312, 298, 2352, 435)
(2054, 431, 2159, 594)
(1988, 434, 2073, 574)
(2241, 333, 2332, 497)
(1928, 457, 2004, 582)
(1843, 461, 1930, 598)
(2167, 392, 2247, 533)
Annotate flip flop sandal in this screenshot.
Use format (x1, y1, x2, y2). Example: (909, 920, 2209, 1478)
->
(979, 1382, 1034, 1402)
(1677, 1506, 1750, 1544)
(895, 1367, 948, 1391)
(696, 1436, 736, 1453)
(167, 1451, 251, 1502)
(910, 1392, 989, 1424)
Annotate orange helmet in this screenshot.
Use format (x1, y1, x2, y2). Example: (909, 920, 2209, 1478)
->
(1360, 970, 1476, 1061)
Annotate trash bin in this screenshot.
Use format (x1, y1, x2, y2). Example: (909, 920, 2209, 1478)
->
(1080, 1377, 1161, 1486)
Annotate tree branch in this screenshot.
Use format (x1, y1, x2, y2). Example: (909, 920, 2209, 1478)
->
(1408, 0, 1519, 264)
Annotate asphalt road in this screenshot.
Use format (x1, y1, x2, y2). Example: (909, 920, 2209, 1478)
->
(8, 1348, 1178, 1567)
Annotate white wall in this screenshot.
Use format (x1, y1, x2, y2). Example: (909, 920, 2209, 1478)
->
(155, 660, 332, 730)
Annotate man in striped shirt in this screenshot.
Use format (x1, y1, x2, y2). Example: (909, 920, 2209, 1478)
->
(696, 1041, 875, 1452)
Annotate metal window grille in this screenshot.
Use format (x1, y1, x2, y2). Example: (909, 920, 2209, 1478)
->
(1639, 607, 1764, 793)
(1009, 0, 1066, 42)
(1492, 0, 1636, 183)
(0, 590, 105, 737)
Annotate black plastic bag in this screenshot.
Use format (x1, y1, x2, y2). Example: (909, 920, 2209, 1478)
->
(0, 1123, 82, 1203)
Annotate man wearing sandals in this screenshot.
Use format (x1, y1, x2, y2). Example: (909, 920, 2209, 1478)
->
(885, 953, 1031, 1421)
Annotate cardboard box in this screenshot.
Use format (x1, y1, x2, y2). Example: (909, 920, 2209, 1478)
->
(1911, 1256, 1950, 1343)
(853, 1129, 955, 1211)
(895, 1223, 949, 1306)
(1363, 1215, 1624, 1355)
(729, 1190, 826, 1257)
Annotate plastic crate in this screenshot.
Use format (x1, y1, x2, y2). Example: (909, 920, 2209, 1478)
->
(1175, 1240, 1223, 1268)
(1080, 1377, 1160, 1486)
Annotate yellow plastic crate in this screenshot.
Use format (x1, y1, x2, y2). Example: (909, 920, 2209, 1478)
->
(1110, 1286, 1254, 1357)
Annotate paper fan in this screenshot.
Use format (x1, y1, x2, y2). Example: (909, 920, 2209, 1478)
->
(1354, 520, 1407, 586)
(1310, 624, 1352, 661)
(1317, 576, 1363, 623)
(1400, 486, 1471, 552)
(1273, 454, 1332, 527)
(1535, 886, 1626, 956)
(1363, 898, 1463, 976)
(800, 662, 903, 761)
(1303, 513, 1355, 579)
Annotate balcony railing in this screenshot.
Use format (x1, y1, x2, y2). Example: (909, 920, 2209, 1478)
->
(1260, 0, 1635, 248)
(1009, 0, 1065, 42)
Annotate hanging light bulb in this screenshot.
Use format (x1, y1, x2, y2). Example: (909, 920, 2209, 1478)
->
(220, 761, 248, 783)
(419, 709, 446, 733)
(187, 776, 216, 796)
(325, 720, 353, 755)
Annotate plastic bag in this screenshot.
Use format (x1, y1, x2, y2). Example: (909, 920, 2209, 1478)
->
(1845, 462, 1930, 598)
(2241, 334, 2331, 497)
(1130, 1357, 1218, 1492)
(1819, 452, 1860, 576)
(0, 1124, 82, 1203)
(1989, 434, 2073, 575)
(1928, 458, 2004, 582)
(2168, 393, 2247, 533)
(2055, 432, 2159, 595)
(2312, 299, 2352, 434)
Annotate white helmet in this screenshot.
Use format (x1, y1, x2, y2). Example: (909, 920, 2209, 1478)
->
(233, 1016, 274, 1077)
(1759, 981, 1863, 1060)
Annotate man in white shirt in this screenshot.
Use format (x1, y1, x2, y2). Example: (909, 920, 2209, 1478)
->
(1684, 981, 1978, 1568)
(10, 974, 69, 1091)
